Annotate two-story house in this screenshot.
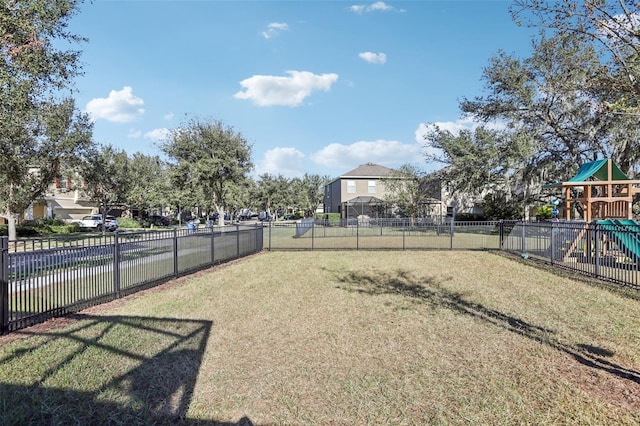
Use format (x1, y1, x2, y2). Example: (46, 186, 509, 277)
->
(23, 174, 97, 222)
(323, 163, 398, 220)
(325, 163, 473, 223)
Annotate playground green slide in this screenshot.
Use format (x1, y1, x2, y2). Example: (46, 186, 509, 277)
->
(598, 219, 640, 262)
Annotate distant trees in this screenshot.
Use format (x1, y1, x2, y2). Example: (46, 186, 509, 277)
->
(294, 174, 332, 217)
(77, 144, 130, 232)
(254, 174, 290, 219)
(162, 118, 253, 226)
(252, 173, 329, 219)
(126, 153, 170, 216)
(0, 0, 89, 240)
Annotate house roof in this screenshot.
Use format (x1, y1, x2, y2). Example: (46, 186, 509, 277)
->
(345, 196, 384, 204)
(341, 163, 396, 179)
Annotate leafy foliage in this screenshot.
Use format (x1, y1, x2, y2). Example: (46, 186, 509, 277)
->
(162, 118, 253, 226)
(253, 173, 291, 218)
(481, 191, 524, 220)
(0, 0, 89, 240)
(126, 153, 170, 215)
(425, 25, 640, 215)
(382, 164, 434, 222)
(77, 144, 130, 232)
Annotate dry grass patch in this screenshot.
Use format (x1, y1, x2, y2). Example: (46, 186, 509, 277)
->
(1, 251, 639, 425)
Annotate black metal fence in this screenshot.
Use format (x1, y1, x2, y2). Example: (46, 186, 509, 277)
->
(2, 219, 638, 334)
(502, 220, 640, 289)
(0, 225, 263, 333)
(265, 218, 503, 251)
(265, 219, 640, 288)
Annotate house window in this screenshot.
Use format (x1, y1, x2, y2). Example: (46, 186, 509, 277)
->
(55, 176, 71, 190)
(368, 180, 376, 194)
(347, 180, 356, 194)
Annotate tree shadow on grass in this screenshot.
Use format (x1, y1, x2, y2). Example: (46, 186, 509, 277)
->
(0, 314, 256, 425)
(335, 268, 640, 386)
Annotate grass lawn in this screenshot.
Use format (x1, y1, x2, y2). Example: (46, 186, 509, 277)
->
(1, 251, 639, 425)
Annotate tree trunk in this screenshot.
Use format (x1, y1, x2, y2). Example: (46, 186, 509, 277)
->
(216, 205, 225, 227)
(3, 210, 17, 241)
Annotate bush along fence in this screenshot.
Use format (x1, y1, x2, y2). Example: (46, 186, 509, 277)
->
(265, 218, 640, 289)
(0, 225, 263, 334)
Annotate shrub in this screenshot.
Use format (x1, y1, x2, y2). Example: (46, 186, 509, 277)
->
(454, 213, 487, 222)
(118, 217, 143, 229)
(16, 226, 41, 237)
(535, 205, 554, 221)
(51, 224, 81, 234)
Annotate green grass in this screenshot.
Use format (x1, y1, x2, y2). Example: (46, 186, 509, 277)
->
(264, 224, 500, 250)
(1, 251, 639, 425)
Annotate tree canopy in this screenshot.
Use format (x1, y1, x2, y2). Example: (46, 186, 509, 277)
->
(0, 0, 88, 239)
(77, 144, 130, 232)
(162, 118, 253, 226)
(425, 4, 640, 216)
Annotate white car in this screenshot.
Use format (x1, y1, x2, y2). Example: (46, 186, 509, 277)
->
(77, 215, 119, 231)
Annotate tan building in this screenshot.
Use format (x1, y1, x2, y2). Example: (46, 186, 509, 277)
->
(25, 175, 97, 222)
(323, 163, 399, 219)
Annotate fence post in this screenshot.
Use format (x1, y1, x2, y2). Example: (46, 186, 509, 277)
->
(499, 220, 504, 249)
(521, 222, 526, 255)
(449, 216, 454, 250)
(1, 237, 8, 334)
(550, 223, 555, 264)
(210, 226, 215, 265)
(311, 221, 315, 251)
(173, 228, 179, 277)
(594, 224, 601, 278)
(268, 220, 272, 251)
(256, 224, 263, 253)
(402, 226, 405, 250)
(236, 224, 240, 258)
(113, 232, 121, 299)
(356, 219, 359, 250)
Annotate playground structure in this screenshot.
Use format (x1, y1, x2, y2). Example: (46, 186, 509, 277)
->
(541, 159, 640, 264)
(544, 158, 640, 221)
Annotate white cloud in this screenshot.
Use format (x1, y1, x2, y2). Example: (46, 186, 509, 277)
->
(262, 22, 289, 39)
(349, 1, 394, 13)
(311, 139, 423, 171)
(256, 147, 305, 178)
(144, 128, 171, 142)
(234, 70, 339, 107)
(163, 112, 174, 120)
(359, 51, 387, 64)
(85, 86, 145, 123)
(127, 129, 142, 139)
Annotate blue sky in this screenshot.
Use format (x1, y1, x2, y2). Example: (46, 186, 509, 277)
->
(68, 0, 536, 178)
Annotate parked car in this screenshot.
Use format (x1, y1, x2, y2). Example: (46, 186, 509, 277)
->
(209, 213, 231, 221)
(284, 213, 303, 220)
(104, 216, 119, 231)
(238, 208, 253, 220)
(77, 215, 119, 232)
(145, 215, 171, 226)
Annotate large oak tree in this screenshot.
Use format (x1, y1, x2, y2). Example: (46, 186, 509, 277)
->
(162, 118, 253, 227)
(1, 0, 90, 240)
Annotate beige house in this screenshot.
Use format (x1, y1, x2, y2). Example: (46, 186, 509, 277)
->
(25, 175, 97, 222)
